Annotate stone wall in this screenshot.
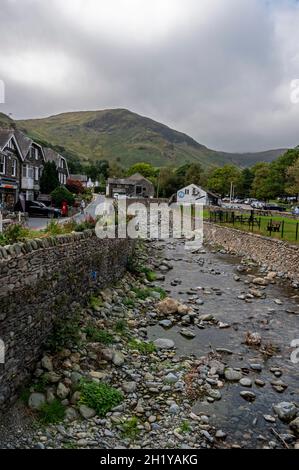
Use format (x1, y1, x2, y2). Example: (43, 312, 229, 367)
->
(204, 222, 299, 282)
(0, 231, 134, 409)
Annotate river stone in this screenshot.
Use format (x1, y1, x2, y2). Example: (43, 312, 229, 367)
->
(157, 298, 179, 315)
(263, 415, 276, 423)
(65, 407, 78, 421)
(164, 373, 179, 384)
(240, 378, 252, 387)
(41, 355, 53, 372)
(112, 351, 125, 366)
(240, 391, 256, 402)
(154, 338, 175, 350)
(159, 320, 173, 328)
(272, 402, 298, 422)
(252, 277, 269, 286)
(169, 403, 180, 414)
(208, 389, 222, 400)
(198, 314, 214, 322)
(289, 418, 299, 437)
(28, 393, 46, 410)
(122, 381, 137, 393)
(224, 368, 242, 382)
(46, 372, 61, 383)
(57, 382, 69, 399)
(177, 304, 190, 315)
(79, 405, 96, 419)
(180, 328, 196, 339)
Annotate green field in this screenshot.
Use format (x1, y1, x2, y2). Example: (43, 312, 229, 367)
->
(205, 210, 299, 244)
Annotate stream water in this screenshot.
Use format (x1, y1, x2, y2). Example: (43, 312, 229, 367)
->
(148, 240, 299, 448)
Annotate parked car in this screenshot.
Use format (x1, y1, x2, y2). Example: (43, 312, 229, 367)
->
(15, 200, 61, 218)
(233, 198, 244, 204)
(263, 204, 286, 212)
(251, 201, 265, 209)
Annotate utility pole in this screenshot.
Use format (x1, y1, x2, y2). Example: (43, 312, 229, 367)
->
(229, 182, 233, 203)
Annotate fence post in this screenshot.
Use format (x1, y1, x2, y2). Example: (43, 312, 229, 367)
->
(269, 219, 272, 237)
(281, 220, 284, 239)
(296, 222, 298, 242)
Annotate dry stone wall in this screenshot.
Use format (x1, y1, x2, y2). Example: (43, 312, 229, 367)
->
(204, 222, 299, 282)
(0, 230, 134, 409)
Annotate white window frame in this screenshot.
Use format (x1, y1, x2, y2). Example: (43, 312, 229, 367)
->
(34, 167, 39, 181)
(11, 159, 17, 177)
(23, 164, 34, 179)
(0, 154, 6, 175)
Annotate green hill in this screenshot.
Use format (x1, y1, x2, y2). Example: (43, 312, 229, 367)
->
(14, 108, 287, 168)
(0, 112, 15, 129)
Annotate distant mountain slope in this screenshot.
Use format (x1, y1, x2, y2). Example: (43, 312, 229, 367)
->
(15, 108, 287, 168)
(0, 112, 15, 129)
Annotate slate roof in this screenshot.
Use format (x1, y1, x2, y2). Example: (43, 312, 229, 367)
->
(14, 130, 32, 158)
(44, 147, 60, 164)
(0, 129, 14, 150)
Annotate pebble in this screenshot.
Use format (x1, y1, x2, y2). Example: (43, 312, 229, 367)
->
(169, 403, 180, 415)
(239, 378, 252, 387)
(263, 415, 276, 423)
(240, 391, 256, 402)
(224, 368, 242, 382)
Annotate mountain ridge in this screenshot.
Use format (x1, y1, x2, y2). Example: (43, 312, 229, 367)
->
(7, 108, 288, 168)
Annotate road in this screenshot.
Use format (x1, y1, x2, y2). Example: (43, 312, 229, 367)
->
(26, 194, 105, 230)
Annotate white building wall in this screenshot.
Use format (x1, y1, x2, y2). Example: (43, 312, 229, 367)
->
(177, 184, 208, 204)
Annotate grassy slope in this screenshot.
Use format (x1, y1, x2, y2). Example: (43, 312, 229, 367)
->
(0, 112, 15, 129)
(17, 109, 286, 169)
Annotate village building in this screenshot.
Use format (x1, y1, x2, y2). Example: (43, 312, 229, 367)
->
(106, 173, 155, 198)
(69, 174, 88, 188)
(176, 184, 220, 206)
(43, 148, 69, 185)
(14, 130, 45, 201)
(0, 130, 23, 210)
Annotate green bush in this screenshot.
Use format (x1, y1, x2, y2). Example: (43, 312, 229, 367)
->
(114, 319, 129, 335)
(45, 220, 64, 236)
(4, 223, 30, 243)
(38, 400, 65, 425)
(74, 216, 97, 232)
(128, 339, 156, 354)
(123, 297, 135, 308)
(47, 313, 81, 352)
(51, 186, 75, 207)
(140, 267, 157, 282)
(121, 416, 140, 439)
(89, 295, 103, 309)
(84, 324, 114, 345)
(132, 286, 166, 300)
(79, 381, 123, 417)
(0, 233, 8, 246)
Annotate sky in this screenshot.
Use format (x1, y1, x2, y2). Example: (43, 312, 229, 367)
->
(1, 0, 299, 153)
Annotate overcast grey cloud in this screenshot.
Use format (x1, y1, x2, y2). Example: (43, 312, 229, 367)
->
(0, 0, 299, 152)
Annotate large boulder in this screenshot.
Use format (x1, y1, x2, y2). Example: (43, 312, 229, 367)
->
(157, 298, 179, 315)
(79, 405, 96, 419)
(154, 338, 175, 350)
(273, 402, 298, 422)
(28, 392, 46, 410)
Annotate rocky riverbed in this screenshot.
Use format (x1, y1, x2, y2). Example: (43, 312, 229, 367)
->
(0, 239, 298, 449)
